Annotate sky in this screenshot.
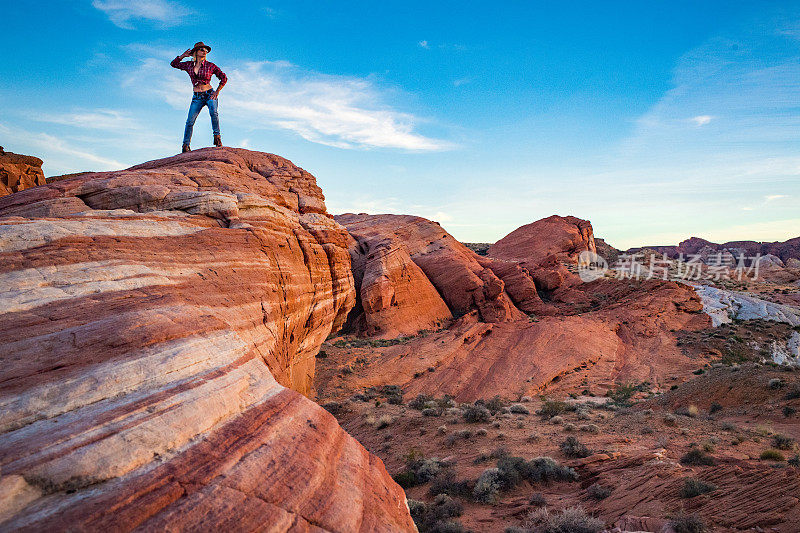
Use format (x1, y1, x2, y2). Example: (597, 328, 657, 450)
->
(2, 0, 799, 249)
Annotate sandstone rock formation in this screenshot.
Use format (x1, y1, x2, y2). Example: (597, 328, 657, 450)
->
(690, 283, 800, 327)
(336, 214, 525, 331)
(321, 213, 711, 402)
(0, 150, 46, 197)
(0, 148, 415, 531)
(487, 214, 596, 267)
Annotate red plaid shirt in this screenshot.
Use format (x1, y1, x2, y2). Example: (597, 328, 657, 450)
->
(170, 57, 227, 88)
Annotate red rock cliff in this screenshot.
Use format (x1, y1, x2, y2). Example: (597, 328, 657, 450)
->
(0, 148, 415, 531)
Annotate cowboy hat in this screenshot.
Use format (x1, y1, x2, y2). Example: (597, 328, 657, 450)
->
(191, 41, 211, 54)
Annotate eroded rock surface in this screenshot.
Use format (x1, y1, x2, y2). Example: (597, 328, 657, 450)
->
(0, 148, 415, 532)
(0, 151, 46, 197)
(488, 214, 596, 267)
(335, 213, 524, 330)
(320, 214, 710, 401)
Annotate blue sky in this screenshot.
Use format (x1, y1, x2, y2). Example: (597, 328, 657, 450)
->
(3, 1, 799, 249)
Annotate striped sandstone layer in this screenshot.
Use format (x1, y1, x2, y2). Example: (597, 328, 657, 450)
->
(0, 148, 415, 532)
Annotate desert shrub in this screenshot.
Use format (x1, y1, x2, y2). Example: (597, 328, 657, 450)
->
(701, 441, 715, 453)
(523, 506, 604, 533)
(784, 386, 800, 400)
(680, 448, 715, 466)
(607, 382, 646, 406)
(560, 436, 591, 458)
(492, 420, 502, 428)
(410, 493, 465, 533)
(496, 456, 528, 489)
(423, 408, 441, 417)
(771, 434, 795, 450)
(417, 459, 443, 482)
(410, 394, 434, 410)
(394, 470, 418, 488)
(550, 416, 564, 425)
(497, 455, 578, 491)
(529, 493, 546, 507)
(482, 395, 506, 413)
(477, 428, 488, 436)
(473, 468, 503, 503)
(769, 378, 783, 389)
(709, 402, 722, 414)
(526, 456, 578, 483)
(788, 454, 800, 467)
(663, 413, 678, 426)
(491, 446, 511, 459)
(408, 499, 426, 521)
(669, 512, 707, 533)
(445, 429, 473, 447)
(641, 426, 654, 434)
(526, 432, 540, 442)
(579, 424, 599, 434)
(563, 423, 576, 432)
(538, 400, 568, 419)
(395, 454, 444, 487)
(429, 469, 471, 498)
(463, 404, 492, 423)
(680, 478, 717, 498)
(445, 407, 464, 418)
(720, 421, 736, 431)
(376, 415, 393, 429)
(586, 483, 611, 500)
(675, 405, 699, 418)
(387, 393, 404, 405)
(783, 406, 797, 417)
(510, 403, 530, 415)
(477, 455, 577, 504)
(438, 425, 448, 435)
(760, 449, 785, 461)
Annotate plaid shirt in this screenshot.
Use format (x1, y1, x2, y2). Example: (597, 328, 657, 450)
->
(170, 57, 227, 89)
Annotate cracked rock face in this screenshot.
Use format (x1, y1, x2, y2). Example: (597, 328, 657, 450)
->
(0, 148, 415, 532)
(0, 152, 46, 198)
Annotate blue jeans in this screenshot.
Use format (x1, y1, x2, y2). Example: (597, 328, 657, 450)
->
(182, 89, 220, 145)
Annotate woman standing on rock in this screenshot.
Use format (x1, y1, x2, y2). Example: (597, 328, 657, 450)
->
(171, 42, 228, 153)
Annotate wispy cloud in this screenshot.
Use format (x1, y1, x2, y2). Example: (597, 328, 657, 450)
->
(417, 40, 468, 51)
(690, 115, 713, 126)
(765, 194, 788, 202)
(128, 53, 452, 151)
(31, 109, 144, 131)
(92, 0, 192, 29)
(0, 124, 125, 173)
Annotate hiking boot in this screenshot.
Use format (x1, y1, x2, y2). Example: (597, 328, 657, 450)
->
(182, 144, 191, 153)
(213, 135, 222, 147)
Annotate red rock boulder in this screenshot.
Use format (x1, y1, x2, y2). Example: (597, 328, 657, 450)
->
(488, 214, 596, 267)
(0, 150, 46, 197)
(336, 213, 525, 326)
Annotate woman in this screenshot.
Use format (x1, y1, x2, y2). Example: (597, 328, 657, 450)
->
(171, 42, 228, 153)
